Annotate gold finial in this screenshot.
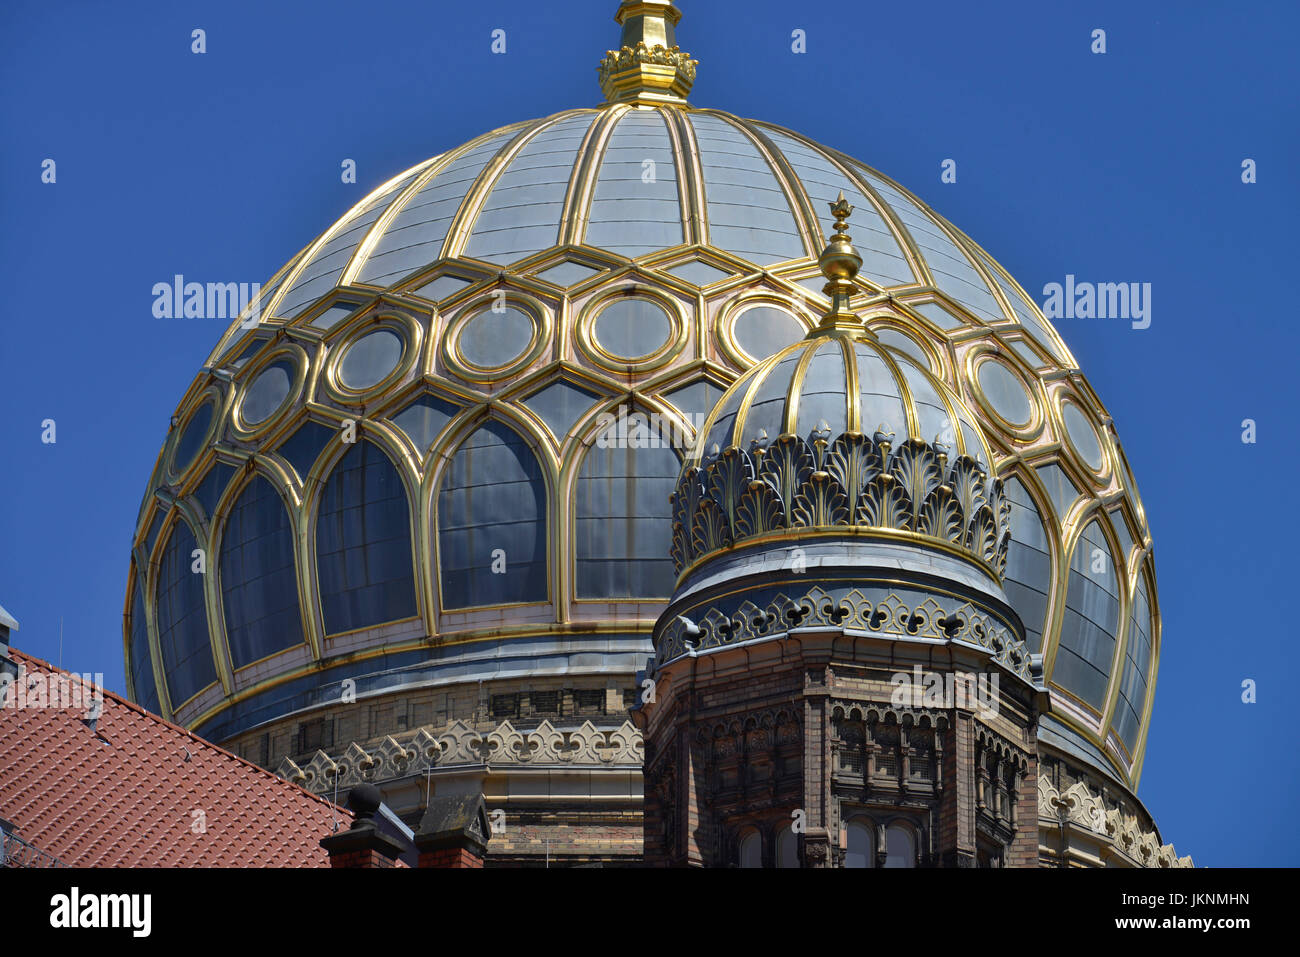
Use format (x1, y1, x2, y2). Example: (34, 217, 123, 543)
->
(598, 2, 698, 106)
(812, 193, 866, 333)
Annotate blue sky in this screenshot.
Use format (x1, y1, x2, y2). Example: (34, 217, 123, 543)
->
(1, 0, 1296, 866)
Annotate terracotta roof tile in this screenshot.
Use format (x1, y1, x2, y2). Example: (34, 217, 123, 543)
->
(0, 649, 349, 867)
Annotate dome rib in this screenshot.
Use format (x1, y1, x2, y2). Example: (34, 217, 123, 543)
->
(562, 103, 631, 248)
(265, 162, 434, 320)
(659, 106, 707, 246)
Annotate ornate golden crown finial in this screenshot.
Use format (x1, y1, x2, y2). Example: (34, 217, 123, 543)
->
(813, 192, 866, 333)
(598, 1, 698, 106)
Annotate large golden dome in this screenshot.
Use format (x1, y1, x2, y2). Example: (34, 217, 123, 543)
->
(124, 1, 1157, 795)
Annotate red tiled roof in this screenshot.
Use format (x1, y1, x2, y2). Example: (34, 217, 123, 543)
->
(0, 649, 349, 867)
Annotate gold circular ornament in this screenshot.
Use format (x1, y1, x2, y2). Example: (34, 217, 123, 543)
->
(576, 288, 685, 373)
(717, 296, 811, 369)
(166, 388, 224, 483)
(443, 295, 551, 383)
(231, 345, 308, 440)
(323, 313, 421, 405)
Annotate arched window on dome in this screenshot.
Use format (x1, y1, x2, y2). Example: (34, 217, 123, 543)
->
(575, 434, 679, 599)
(155, 519, 217, 708)
(315, 440, 418, 635)
(1055, 520, 1121, 712)
(220, 476, 305, 669)
(1002, 477, 1052, 654)
(738, 829, 762, 869)
(844, 818, 874, 869)
(127, 574, 160, 714)
(884, 823, 916, 868)
(438, 420, 548, 609)
(775, 824, 799, 868)
(1114, 568, 1154, 754)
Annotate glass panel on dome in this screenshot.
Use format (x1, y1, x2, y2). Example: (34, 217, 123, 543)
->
(910, 300, 967, 331)
(1003, 478, 1051, 654)
(732, 305, 804, 362)
(194, 463, 236, 521)
(1035, 463, 1079, 521)
(275, 169, 422, 317)
(594, 298, 671, 360)
(458, 306, 536, 369)
(1063, 402, 1105, 472)
(410, 273, 474, 303)
(438, 421, 548, 609)
(666, 260, 731, 286)
(977, 357, 1033, 427)
(585, 110, 683, 257)
(689, 114, 805, 265)
(463, 114, 596, 265)
(359, 130, 516, 286)
(796, 277, 830, 301)
(740, 352, 800, 449)
(536, 261, 600, 287)
(859, 171, 1006, 325)
(155, 521, 217, 707)
(242, 362, 294, 426)
(875, 328, 931, 370)
(1110, 509, 1136, 563)
(853, 344, 907, 439)
(794, 340, 848, 440)
(316, 441, 418, 634)
(310, 300, 363, 331)
(665, 380, 725, 424)
(895, 357, 955, 449)
(974, 249, 1075, 367)
(340, 328, 404, 390)
(575, 439, 678, 598)
(220, 477, 304, 669)
(145, 507, 167, 557)
(274, 420, 337, 483)
(1055, 521, 1120, 711)
(759, 127, 915, 287)
(701, 366, 764, 457)
(1005, 337, 1046, 371)
(389, 396, 460, 456)
(1114, 573, 1153, 752)
(128, 578, 160, 713)
(172, 402, 214, 475)
(522, 381, 601, 444)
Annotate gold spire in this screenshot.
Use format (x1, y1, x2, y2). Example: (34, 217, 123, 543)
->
(598, 1, 697, 106)
(812, 194, 867, 334)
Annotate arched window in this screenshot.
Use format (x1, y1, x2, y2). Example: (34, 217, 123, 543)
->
(775, 825, 799, 868)
(738, 830, 762, 869)
(127, 576, 159, 713)
(438, 421, 548, 609)
(575, 435, 679, 598)
(844, 818, 874, 869)
(155, 520, 216, 707)
(221, 477, 305, 668)
(315, 440, 417, 635)
(884, 824, 916, 868)
(1057, 520, 1120, 710)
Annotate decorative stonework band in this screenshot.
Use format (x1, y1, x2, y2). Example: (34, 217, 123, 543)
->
(276, 718, 645, 793)
(656, 584, 1030, 681)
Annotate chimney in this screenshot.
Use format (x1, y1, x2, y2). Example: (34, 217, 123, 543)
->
(414, 792, 491, 868)
(319, 783, 405, 868)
